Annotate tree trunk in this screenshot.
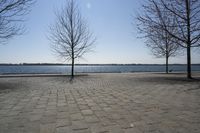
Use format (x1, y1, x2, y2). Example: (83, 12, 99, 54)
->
(71, 46, 74, 79)
(71, 58, 74, 79)
(187, 45, 192, 79)
(166, 55, 168, 74)
(165, 38, 169, 74)
(186, 0, 192, 79)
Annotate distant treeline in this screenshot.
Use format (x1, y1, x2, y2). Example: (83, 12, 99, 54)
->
(0, 63, 200, 66)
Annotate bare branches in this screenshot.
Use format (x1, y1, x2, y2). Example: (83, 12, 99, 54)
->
(157, 0, 200, 78)
(0, 0, 35, 44)
(158, 0, 200, 47)
(137, 0, 200, 78)
(137, 1, 181, 56)
(137, 0, 183, 73)
(49, 0, 95, 77)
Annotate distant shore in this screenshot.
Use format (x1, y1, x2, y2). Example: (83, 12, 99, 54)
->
(0, 63, 200, 66)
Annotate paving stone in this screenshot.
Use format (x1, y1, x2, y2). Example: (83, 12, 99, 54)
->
(79, 105, 90, 110)
(40, 123, 56, 133)
(0, 123, 8, 133)
(110, 113, 123, 120)
(73, 128, 91, 133)
(12, 106, 24, 111)
(30, 114, 43, 121)
(56, 118, 71, 127)
(69, 107, 80, 114)
(57, 106, 68, 112)
(31, 108, 45, 114)
(123, 128, 143, 133)
(56, 126, 73, 133)
(24, 121, 40, 133)
(81, 109, 93, 116)
(103, 107, 112, 112)
(85, 115, 99, 123)
(1, 74, 200, 133)
(89, 123, 108, 133)
(91, 106, 102, 111)
(72, 120, 88, 130)
(36, 104, 46, 109)
(71, 113, 84, 121)
(99, 117, 116, 126)
(104, 125, 124, 133)
(94, 111, 106, 117)
(7, 110, 20, 116)
(57, 112, 69, 119)
(41, 115, 57, 124)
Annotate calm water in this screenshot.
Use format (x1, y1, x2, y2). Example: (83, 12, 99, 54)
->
(0, 64, 200, 74)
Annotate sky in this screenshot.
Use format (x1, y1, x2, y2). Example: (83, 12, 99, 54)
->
(0, 0, 199, 64)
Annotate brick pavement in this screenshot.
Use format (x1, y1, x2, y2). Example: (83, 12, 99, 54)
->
(0, 73, 200, 133)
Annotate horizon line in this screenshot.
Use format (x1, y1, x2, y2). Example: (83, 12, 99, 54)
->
(0, 63, 200, 65)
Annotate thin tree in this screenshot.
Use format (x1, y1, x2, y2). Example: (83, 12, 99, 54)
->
(146, 28, 180, 73)
(49, 0, 95, 78)
(151, 0, 200, 79)
(0, 0, 35, 44)
(137, 0, 181, 73)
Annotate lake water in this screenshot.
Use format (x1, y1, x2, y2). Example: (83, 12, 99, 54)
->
(0, 64, 200, 74)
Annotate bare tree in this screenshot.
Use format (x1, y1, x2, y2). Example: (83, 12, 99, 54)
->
(0, 0, 35, 44)
(149, 0, 200, 79)
(49, 0, 95, 78)
(146, 29, 180, 73)
(137, 0, 181, 73)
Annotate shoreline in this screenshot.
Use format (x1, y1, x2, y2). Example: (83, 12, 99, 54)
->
(0, 72, 200, 79)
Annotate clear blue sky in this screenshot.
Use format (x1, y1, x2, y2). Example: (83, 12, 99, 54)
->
(0, 0, 199, 64)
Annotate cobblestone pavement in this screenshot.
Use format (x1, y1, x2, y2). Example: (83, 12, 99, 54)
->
(0, 73, 200, 133)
